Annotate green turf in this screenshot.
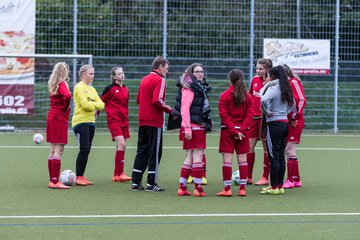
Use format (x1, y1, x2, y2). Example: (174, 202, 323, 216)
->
(0, 132, 359, 240)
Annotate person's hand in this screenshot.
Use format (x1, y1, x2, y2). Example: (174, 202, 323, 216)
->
(235, 132, 245, 141)
(171, 108, 181, 117)
(185, 132, 192, 140)
(268, 112, 276, 117)
(94, 110, 100, 119)
(290, 119, 298, 127)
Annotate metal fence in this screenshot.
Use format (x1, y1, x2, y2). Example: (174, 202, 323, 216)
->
(1, 0, 359, 132)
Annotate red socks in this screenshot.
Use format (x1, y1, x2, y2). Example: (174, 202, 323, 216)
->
(114, 150, 125, 176)
(192, 162, 204, 191)
(287, 158, 297, 182)
(239, 161, 248, 190)
(202, 154, 207, 178)
(294, 159, 301, 182)
(179, 163, 192, 190)
(222, 162, 232, 191)
(48, 157, 52, 182)
(49, 156, 61, 184)
(247, 152, 255, 179)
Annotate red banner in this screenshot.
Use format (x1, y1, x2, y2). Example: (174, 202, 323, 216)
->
(0, 0, 35, 115)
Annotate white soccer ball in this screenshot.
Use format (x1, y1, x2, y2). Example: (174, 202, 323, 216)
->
(59, 170, 76, 186)
(232, 170, 240, 186)
(33, 133, 44, 144)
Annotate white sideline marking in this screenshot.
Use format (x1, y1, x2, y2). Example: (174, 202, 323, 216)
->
(0, 145, 359, 151)
(1, 212, 360, 219)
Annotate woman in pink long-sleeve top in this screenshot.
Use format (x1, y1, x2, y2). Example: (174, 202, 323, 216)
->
(173, 63, 212, 197)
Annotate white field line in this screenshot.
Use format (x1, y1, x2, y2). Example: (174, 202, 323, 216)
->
(2, 132, 360, 138)
(1, 212, 360, 219)
(0, 145, 359, 151)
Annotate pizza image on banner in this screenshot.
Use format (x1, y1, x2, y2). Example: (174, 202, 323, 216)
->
(0, 0, 35, 115)
(0, 31, 35, 75)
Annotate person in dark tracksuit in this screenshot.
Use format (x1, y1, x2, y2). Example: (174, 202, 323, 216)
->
(260, 65, 295, 195)
(131, 56, 173, 192)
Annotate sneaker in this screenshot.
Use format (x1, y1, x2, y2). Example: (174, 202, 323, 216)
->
(187, 176, 194, 184)
(75, 176, 88, 186)
(283, 179, 295, 189)
(247, 178, 253, 184)
(82, 176, 93, 185)
(146, 184, 165, 192)
(238, 189, 246, 197)
(255, 177, 269, 186)
(118, 173, 132, 182)
(279, 188, 285, 195)
(112, 175, 120, 182)
(202, 177, 208, 185)
(177, 188, 191, 196)
(193, 189, 206, 197)
(260, 186, 279, 195)
(294, 181, 302, 187)
(216, 189, 232, 197)
(131, 183, 144, 191)
(52, 182, 71, 189)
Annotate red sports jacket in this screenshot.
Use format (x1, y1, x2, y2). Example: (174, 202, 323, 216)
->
(249, 76, 266, 117)
(137, 71, 172, 128)
(101, 83, 129, 126)
(218, 85, 254, 135)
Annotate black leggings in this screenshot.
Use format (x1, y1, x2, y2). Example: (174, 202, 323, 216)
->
(266, 121, 289, 187)
(73, 123, 95, 176)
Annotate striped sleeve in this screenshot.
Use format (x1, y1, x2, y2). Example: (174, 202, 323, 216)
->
(153, 77, 172, 114)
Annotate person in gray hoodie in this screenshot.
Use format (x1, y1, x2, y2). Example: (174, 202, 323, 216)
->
(260, 65, 295, 195)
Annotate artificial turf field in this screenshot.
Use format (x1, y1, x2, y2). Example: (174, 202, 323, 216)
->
(0, 132, 359, 240)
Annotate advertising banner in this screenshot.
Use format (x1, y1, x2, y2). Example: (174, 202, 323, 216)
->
(263, 38, 331, 76)
(0, 0, 35, 114)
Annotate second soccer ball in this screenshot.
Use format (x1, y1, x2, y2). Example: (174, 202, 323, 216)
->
(59, 170, 76, 186)
(232, 170, 240, 186)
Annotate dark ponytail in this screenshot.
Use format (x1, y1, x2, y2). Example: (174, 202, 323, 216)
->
(228, 69, 247, 106)
(268, 66, 294, 106)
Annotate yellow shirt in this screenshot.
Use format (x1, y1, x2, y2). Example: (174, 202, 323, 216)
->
(72, 81, 104, 128)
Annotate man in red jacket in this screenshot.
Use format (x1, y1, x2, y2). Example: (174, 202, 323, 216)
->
(132, 56, 173, 192)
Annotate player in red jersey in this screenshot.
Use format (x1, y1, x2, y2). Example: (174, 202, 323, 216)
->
(247, 58, 272, 185)
(101, 67, 132, 183)
(46, 62, 72, 189)
(282, 64, 306, 188)
(216, 69, 254, 197)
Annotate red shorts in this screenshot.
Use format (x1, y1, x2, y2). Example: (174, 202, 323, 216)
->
(219, 129, 249, 154)
(46, 116, 68, 144)
(287, 120, 304, 144)
(179, 129, 206, 150)
(247, 117, 262, 139)
(108, 122, 130, 140)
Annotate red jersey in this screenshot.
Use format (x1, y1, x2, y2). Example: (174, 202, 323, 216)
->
(249, 76, 266, 117)
(101, 83, 129, 126)
(218, 85, 254, 135)
(137, 71, 172, 128)
(47, 81, 71, 122)
(46, 80, 71, 144)
(288, 77, 306, 120)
